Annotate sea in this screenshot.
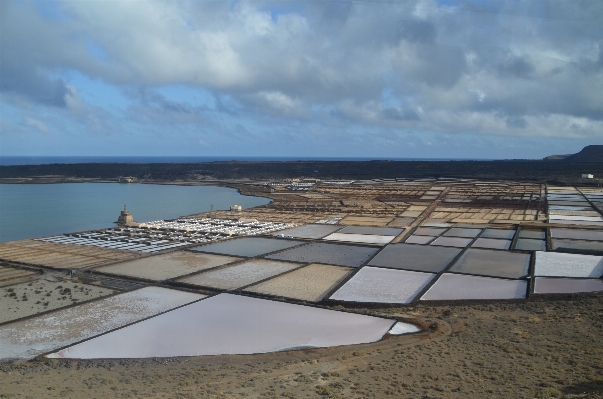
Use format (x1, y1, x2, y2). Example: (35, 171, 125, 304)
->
(0, 183, 270, 242)
(0, 156, 489, 166)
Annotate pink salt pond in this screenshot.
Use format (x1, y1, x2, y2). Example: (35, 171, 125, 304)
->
(48, 294, 398, 359)
(420, 274, 528, 301)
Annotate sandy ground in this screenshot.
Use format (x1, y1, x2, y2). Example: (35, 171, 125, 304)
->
(0, 294, 600, 399)
(0, 278, 114, 324)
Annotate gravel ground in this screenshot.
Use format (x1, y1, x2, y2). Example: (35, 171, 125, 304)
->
(0, 278, 114, 324)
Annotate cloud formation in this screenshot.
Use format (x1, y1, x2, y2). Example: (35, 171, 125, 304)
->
(1, 0, 602, 157)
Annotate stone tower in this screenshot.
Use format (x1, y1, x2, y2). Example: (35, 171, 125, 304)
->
(116, 205, 134, 226)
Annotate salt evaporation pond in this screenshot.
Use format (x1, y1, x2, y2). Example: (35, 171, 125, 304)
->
(368, 243, 461, 273)
(430, 236, 473, 248)
(192, 237, 305, 257)
(95, 252, 241, 281)
(449, 249, 530, 279)
(48, 293, 398, 359)
(329, 267, 435, 303)
(338, 226, 404, 236)
(534, 252, 603, 278)
(421, 274, 528, 301)
(244, 263, 352, 302)
(266, 242, 378, 267)
(471, 238, 512, 250)
(0, 287, 204, 361)
(323, 233, 395, 245)
(481, 229, 516, 240)
(177, 259, 300, 290)
(275, 224, 341, 239)
(405, 235, 435, 245)
(534, 277, 603, 294)
(550, 228, 603, 241)
(443, 228, 482, 238)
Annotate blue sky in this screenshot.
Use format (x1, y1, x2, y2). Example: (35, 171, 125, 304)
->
(1, 0, 602, 159)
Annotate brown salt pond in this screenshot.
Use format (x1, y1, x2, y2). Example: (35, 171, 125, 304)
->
(266, 242, 379, 268)
(329, 267, 436, 304)
(0, 287, 204, 361)
(421, 274, 528, 301)
(94, 251, 241, 281)
(448, 249, 530, 278)
(369, 243, 461, 273)
(534, 277, 603, 294)
(177, 259, 300, 290)
(244, 263, 352, 302)
(48, 293, 399, 359)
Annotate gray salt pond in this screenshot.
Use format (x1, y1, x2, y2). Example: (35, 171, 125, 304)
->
(0, 287, 204, 361)
(443, 228, 482, 238)
(266, 242, 379, 268)
(552, 239, 603, 252)
(550, 228, 603, 241)
(338, 226, 404, 236)
(515, 239, 546, 251)
(534, 277, 603, 294)
(421, 274, 528, 301)
(329, 267, 435, 304)
(368, 243, 461, 273)
(430, 236, 473, 248)
(518, 229, 546, 240)
(471, 238, 512, 250)
(48, 293, 397, 359)
(481, 229, 515, 240)
(449, 249, 530, 278)
(191, 237, 305, 257)
(405, 235, 435, 245)
(275, 224, 341, 239)
(415, 227, 447, 236)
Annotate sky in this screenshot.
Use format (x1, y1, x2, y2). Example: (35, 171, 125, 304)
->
(1, 0, 602, 159)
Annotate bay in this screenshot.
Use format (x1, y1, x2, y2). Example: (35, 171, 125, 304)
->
(0, 183, 270, 242)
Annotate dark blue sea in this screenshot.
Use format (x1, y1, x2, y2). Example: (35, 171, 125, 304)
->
(0, 156, 487, 166)
(0, 183, 270, 242)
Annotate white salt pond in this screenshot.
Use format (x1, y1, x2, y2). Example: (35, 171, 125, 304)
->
(388, 322, 420, 335)
(48, 293, 396, 359)
(0, 287, 204, 361)
(421, 274, 528, 301)
(329, 267, 435, 303)
(534, 251, 603, 278)
(323, 233, 395, 245)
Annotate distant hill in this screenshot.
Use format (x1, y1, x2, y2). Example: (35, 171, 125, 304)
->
(544, 154, 572, 160)
(561, 145, 603, 162)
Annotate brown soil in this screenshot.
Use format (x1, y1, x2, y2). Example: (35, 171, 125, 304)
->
(1, 294, 601, 399)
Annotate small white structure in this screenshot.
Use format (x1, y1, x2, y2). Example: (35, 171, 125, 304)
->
(230, 205, 242, 211)
(582, 174, 594, 179)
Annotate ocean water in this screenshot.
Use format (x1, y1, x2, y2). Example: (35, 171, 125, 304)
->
(0, 156, 484, 166)
(0, 183, 270, 242)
